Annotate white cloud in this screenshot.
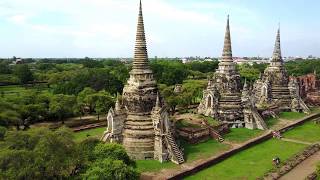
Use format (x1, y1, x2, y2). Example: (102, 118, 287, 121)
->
(0, 0, 268, 57)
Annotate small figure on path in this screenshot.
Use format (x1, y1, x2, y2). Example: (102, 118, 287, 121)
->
(273, 156, 281, 167)
(272, 131, 282, 139)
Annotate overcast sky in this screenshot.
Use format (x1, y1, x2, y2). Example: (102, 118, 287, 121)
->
(0, 0, 319, 58)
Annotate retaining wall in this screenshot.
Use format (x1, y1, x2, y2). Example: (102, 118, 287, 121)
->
(165, 112, 320, 180)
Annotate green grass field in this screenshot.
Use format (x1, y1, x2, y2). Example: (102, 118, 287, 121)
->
(0, 85, 49, 97)
(265, 111, 309, 128)
(279, 111, 307, 120)
(283, 121, 320, 143)
(73, 127, 106, 142)
(183, 139, 230, 162)
(186, 139, 307, 180)
(136, 160, 177, 173)
(136, 139, 230, 172)
(224, 128, 264, 143)
(175, 119, 202, 129)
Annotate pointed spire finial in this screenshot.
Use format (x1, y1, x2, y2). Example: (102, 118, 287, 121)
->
(155, 92, 160, 109)
(132, 0, 149, 71)
(222, 15, 233, 62)
(243, 78, 248, 90)
(115, 93, 121, 112)
(271, 26, 282, 63)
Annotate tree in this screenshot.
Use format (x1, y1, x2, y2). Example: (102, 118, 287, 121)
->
(82, 143, 139, 180)
(0, 126, 6, 140)
(77, 87, 97, 116)
(237, 63, 261, 83)
(90, 91, 114, 121)
(0, 127, 82, 179)
(82, 158, 139, 180)
(13, 64, 34, 84)
(49, 94, 76, 123)
(19, 104, 46, 129)
(0, 100, 21, 130)
(150, 60, 189, 85)
(0, 61, 11, 74)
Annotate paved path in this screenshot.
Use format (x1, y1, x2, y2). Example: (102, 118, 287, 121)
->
(279, 151, 320, 180)
(281, 138, 313, 145)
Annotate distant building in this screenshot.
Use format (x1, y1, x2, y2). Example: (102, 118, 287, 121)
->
(13, 58, 23, 64)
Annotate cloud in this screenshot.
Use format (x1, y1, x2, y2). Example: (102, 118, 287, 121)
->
(7, 14, 28, 25)
(2, 0, 313, 57)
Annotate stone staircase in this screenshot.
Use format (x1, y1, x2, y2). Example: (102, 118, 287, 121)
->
(298, 98, 311, 113)
(252, 109, 268, 130)
(165, 130, 185, 164)
(203, 120, 224, 142)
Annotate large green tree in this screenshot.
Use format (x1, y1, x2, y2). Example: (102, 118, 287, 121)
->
(82, 143, 138, 180)
(13, 64, 34, 84)
(0, 99, 21, 130)
(49, 94, 76, 123)
(0, 127, 82, 179)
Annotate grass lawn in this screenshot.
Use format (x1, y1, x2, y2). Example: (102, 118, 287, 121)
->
(265, 111, 309, 128)
(186, 139, 307, 180)
(136, 160, 177, 173)
(0, 85, 49, 97)
(175, 119, 201, 129)
(74, 127, 106, 142)
(279, 111, 307, 120)
(182, 139, 230, 162)
(200, 115, 220, 126)
(265, 117, 278, 128)
(224, 128, 264, 143)
(283, 121, 320, 143)
(136, 139, 230, 173)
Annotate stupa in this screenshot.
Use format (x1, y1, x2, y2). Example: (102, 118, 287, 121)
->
(198, 16, 267, 129)
(253, 28, 310, 113)
(101, 0, 184, 164)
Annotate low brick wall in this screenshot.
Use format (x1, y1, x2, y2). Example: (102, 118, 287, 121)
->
(176, 127, 210, 144)
(262, 144, 320, 179)
(166, 112, 320, 180)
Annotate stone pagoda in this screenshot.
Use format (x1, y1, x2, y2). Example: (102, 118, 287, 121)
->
(101, 0, 184, 164)
(253, 28, 310, 113)
(198, 16, 267, 129)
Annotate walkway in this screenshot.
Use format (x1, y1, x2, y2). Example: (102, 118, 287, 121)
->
(281, 138, 313, 145)
(279, 151, 320, 180)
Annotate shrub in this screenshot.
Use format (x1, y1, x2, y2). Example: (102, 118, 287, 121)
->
(0, 126, 6, 140)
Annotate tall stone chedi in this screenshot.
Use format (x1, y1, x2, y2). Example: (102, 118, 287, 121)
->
(101, 0, 184, 164)
(253, 28, 310, 113)
(198, 16, 267, 129)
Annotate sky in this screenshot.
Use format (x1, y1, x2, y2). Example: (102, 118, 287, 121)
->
(0, 0, 319, 58)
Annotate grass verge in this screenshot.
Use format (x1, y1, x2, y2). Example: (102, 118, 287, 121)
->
(224, 128, 264, 143)
(74, 127, 106, 142)
(136, 139, 230, 173)
(283, 121, 320, 143)
(186, 139, 307, 180)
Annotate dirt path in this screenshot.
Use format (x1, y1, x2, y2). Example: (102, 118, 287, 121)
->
(271, 118, 291, 130)
(281, 138, 313, 145)
(279, 151, 320, 180)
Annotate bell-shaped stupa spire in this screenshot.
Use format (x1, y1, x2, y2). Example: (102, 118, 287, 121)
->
(132, 0, 150, 72)
(222, 15, 233, 62)
(271, 26, 282, 63)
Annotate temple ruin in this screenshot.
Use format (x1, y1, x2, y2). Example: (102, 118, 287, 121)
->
(101, 0, 184, 164)
(198, 16, 267, 130)
(253, 28, 310, 113)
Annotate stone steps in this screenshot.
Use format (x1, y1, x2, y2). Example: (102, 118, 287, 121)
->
(165, 131, 184, 164)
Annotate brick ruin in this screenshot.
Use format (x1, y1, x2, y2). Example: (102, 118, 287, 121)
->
(293, 72, 320, 105)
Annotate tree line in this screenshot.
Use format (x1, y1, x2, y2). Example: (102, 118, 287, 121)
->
(0, 127, 139, 179)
